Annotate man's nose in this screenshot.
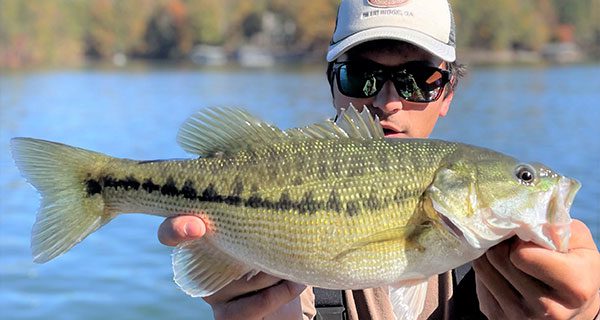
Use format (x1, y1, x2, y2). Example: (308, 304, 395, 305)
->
(373, 80, 403, 116)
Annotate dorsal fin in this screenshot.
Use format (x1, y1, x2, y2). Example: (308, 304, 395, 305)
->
(177, 107, 286, 156)
(285, 119, 349, 139)
(336, 104, 384, 139)
(287, 104, 384, 140)
(177, 105, 384, 156)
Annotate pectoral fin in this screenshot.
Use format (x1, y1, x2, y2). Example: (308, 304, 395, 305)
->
(172, 239, 255, 297)
(334, 224, 431, 262)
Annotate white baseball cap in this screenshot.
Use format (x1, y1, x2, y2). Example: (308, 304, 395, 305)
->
(327, 0, 456, 62)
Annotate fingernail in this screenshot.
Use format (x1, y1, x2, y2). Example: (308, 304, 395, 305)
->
(184, 222, 201, 238)
(183, 223, 192, 237)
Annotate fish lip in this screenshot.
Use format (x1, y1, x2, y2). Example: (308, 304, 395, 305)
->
(564, 178, 581, 209)
(555, 177, 580, 219)
(545, 177, 580, 252)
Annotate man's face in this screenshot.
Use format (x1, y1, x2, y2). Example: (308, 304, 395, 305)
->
(332, 42, 454, 138)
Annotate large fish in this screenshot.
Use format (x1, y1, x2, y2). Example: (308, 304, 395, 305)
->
(11, 106, 578, 318)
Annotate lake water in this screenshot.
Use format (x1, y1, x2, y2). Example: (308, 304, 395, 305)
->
(1, 64, 599, 319)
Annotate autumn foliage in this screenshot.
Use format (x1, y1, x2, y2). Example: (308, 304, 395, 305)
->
(1, 0, 598, 68)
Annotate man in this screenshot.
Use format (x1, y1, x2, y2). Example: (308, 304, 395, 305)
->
(158, 0, 600, 319)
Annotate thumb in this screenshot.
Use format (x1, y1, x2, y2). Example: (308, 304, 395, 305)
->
(158, 215, 206, 246)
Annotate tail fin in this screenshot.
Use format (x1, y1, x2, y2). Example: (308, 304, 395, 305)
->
(10, 138, 114, 263)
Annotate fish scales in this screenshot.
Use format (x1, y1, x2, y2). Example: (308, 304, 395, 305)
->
(84, 137, 458, 285)
(10, 106, 579, 302)
(94, 138, 449, 218)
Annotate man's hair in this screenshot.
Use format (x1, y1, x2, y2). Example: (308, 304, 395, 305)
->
(326, 40, 466, 98)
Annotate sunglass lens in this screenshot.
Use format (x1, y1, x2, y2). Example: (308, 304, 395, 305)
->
(338, 64, 381, 98)
(395, 66, 447, 102)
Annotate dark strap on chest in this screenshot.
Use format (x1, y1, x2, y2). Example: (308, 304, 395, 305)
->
(314, 287, 347, 320)
(314, 263, 479, 320)
(453, 262, 472, 286)
(451, 262, 488, 320)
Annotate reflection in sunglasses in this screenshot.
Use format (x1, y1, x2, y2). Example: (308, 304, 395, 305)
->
(363, 78, 377, 96)
(396, 71, 425, 101)
(426, 72, 442, 84)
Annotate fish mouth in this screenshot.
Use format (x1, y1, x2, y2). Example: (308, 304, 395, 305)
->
(545, 177, 581, 252)
(563, 178, 581, 209)
(437, 211, 465, 241)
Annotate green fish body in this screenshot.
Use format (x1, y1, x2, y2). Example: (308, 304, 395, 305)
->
(10, 106, 579, 306)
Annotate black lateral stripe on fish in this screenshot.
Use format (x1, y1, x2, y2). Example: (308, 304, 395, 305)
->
(84, 174, 375, 215)
(141, 179, 160, 193)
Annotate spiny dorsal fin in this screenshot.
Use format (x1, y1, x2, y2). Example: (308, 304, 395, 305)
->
(287, 104, 384, 140)
(336, 104, 384, 139)
(177, 107, 286, 156)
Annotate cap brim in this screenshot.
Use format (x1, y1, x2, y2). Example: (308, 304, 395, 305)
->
(327, 27, 456, 62)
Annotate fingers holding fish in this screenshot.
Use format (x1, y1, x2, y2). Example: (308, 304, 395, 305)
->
(476, 242, 574, 320)
(482, 238, 556, 317)
(510, 220, 599, 300)
(474, 220, 600, 320)
(204, 272, 288, 304)
(473, 252, 532, 319)
(158, 215, 206, 246)
(205, 273, 306, 320)
(262, 290, 305, 320)
(474, 273, 507, 320)
(508, 220, 600, 318)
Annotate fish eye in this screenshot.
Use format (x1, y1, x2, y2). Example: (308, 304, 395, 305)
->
(515, 164, 536, 184)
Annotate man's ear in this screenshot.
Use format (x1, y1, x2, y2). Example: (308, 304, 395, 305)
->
(439, 88, 454, 117)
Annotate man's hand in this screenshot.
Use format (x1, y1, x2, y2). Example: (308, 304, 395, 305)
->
(474, 219, 600, 319)
(158, 216, 306, 320)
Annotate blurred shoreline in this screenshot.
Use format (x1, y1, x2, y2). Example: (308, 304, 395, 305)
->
(2, 0, 599, 70)
(2, 46, 597, 72)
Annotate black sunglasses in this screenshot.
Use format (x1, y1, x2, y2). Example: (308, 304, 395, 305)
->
(333, 61, 451, 102)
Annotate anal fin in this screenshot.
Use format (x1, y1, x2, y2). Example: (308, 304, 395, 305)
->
(172, 239, 253, 297)
(389, 279, 429, 320)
